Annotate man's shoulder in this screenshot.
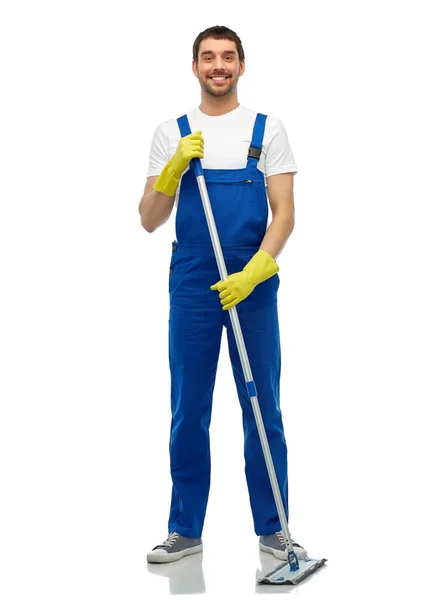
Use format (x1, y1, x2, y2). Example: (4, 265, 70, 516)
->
(235, 104, 279, 124)
(153, 116, 181, 140)
(241, 105, 283, 130)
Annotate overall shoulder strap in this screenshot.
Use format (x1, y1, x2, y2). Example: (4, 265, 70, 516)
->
(177, 114, 192, 137)
(246, 113, 267, 168)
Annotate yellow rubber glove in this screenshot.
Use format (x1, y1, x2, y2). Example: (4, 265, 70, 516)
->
(153, 130, 204, 196)
(210, 250, 279, 310)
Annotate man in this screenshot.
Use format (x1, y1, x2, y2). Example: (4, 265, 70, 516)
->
(140, 25, 306, 564)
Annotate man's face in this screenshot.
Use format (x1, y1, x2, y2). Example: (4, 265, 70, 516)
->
(192, 37, 245, 97)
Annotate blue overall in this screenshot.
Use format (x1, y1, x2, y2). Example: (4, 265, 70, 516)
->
(167, 112, 289, 538)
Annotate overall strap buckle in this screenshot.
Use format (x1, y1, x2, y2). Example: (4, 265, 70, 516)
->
(247, 146, 262, 160)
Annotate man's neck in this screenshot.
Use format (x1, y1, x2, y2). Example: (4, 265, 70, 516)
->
(198, 98, 240, 116)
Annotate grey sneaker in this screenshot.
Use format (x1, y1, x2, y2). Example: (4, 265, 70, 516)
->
(259, 530, 307, 560)
(146, 532, 203, 563)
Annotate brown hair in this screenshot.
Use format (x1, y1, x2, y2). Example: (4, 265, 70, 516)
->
(192, 26, 245, 64)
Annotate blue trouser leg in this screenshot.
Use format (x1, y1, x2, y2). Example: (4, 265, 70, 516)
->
(168, 298, 223, 538)
(224, 292, 289, 536)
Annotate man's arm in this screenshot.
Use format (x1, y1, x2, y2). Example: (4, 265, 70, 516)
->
(259, 173, 295, 259)
(138, 176, 175, 233)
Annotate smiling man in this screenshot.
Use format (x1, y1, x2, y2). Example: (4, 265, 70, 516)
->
(140, 25, 304, 565)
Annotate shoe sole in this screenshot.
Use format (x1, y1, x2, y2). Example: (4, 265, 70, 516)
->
(259, 543, 307, 561)
(146, 544, 203, 564)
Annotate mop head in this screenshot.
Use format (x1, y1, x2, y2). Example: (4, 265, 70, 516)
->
(257, 556, 327, 585)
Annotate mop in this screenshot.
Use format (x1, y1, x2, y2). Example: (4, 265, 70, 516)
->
(190, 156, 327, 585)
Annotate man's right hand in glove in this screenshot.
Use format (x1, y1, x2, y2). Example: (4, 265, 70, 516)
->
(153, 130, 204, 196)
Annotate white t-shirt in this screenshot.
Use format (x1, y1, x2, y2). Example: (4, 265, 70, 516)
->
(146, 104, 298, 208)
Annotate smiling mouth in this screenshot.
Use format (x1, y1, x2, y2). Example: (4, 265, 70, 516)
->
(210, 76, 230, 82)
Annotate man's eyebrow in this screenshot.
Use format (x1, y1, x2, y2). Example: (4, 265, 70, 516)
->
(200, 50, 236, 56)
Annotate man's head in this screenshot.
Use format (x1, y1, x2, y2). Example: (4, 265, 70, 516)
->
(192, 26, 245, 98)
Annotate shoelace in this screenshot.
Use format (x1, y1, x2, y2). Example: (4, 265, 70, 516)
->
(276, 530, 300, 548)
(160, 532, 180, 547)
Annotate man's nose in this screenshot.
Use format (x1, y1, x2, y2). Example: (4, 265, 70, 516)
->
(213, 57, 225, 70)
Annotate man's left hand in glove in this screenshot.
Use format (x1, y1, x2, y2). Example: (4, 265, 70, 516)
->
(210, 249, 279, 310)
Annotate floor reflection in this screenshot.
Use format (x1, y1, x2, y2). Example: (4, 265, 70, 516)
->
(147, 551, 206, 595)
(146, 548, 325, 594)
(255, 552, 297, 594)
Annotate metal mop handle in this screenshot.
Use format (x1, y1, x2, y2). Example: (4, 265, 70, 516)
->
(191, 157, 298, 568)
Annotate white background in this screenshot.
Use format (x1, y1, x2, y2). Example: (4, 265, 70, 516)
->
(1, 1, 441, 598)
